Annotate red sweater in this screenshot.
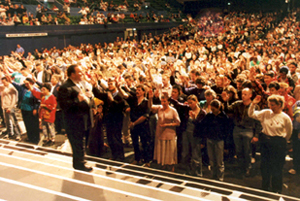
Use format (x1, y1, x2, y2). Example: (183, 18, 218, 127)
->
(32, 90, 57, 123)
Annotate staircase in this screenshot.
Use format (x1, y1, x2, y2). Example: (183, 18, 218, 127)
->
(0, 139, 298, 201)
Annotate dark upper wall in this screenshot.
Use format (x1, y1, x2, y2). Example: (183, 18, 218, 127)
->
(0, 22, 183, 56)
(184, 0, 299, 17)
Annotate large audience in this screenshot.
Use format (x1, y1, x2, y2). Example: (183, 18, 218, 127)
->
(0, 0, 183, 25)
(0, 7, 300, 194)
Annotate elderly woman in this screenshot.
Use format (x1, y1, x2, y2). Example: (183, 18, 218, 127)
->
(248, 94, 292, 193)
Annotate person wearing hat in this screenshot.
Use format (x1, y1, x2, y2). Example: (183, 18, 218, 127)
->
(277, 66, 295, 90)
(27, 82, 57, 145)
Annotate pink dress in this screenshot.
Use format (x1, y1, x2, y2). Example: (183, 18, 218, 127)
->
(153, 106, 180, 165)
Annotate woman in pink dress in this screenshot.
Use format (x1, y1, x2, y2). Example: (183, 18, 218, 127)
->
(149, 91, 180, 171)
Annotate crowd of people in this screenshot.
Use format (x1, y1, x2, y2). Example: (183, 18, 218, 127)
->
(0, 1, 59, 26)
(0, 8, 300, 194)
(0, 0, 183, 25)
(75, 0, 182, 25)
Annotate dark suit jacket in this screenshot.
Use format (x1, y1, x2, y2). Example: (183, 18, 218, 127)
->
(52, 83, 61, 98)
(34, 70, 52, 83)
(92, 87, 128, 126)
(57, 79, 91, 133)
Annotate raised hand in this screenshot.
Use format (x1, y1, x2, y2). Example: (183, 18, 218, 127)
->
(148, 89, 153, 99)
(162, 91, 169, 98)
(221, 91, 229, 102)
(252, 95, 261, 104)
(31, 73, 37, 83)
(154, 89, 160, 98)
(90, 76, 97, 87)
(115, 78, 121, 89)
(25, 80, 34, 91)
(249, 67, 256, 81)
(107, 91, 114, 101)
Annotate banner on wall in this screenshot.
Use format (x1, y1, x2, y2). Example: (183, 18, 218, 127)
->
(6, 33, 48, 38)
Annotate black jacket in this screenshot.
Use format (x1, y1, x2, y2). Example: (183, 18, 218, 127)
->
(196, 111, 230, 141)
(92, 87, 128, 126)
(57, 79, 91, 132)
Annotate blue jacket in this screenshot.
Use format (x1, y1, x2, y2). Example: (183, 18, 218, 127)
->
(12, 82, 40, 111)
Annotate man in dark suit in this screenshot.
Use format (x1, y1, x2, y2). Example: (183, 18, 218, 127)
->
(51, 74, 64, 135)
(57, 65, 93, 172)
(92, 78, 128, 161)
(34, 63, 52, 83)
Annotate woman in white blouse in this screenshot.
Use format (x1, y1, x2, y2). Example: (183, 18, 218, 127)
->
(248, 94, 292, 193)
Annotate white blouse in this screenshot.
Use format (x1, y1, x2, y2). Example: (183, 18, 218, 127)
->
(248, 103, 292, 140)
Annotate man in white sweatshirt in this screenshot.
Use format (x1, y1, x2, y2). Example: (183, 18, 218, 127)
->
(0, 76, 19, 140)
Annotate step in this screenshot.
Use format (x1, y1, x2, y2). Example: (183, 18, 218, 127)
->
(0, 139, 299, 201)
(0, 146, 211, 201)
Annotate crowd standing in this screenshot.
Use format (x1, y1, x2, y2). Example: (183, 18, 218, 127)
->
(0, 8, 300, 194)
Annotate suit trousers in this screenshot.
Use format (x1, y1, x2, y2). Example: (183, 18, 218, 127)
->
(106, 122, 124, 161)
(67, 128, 89, 168)
(131, 124, 151, 163)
